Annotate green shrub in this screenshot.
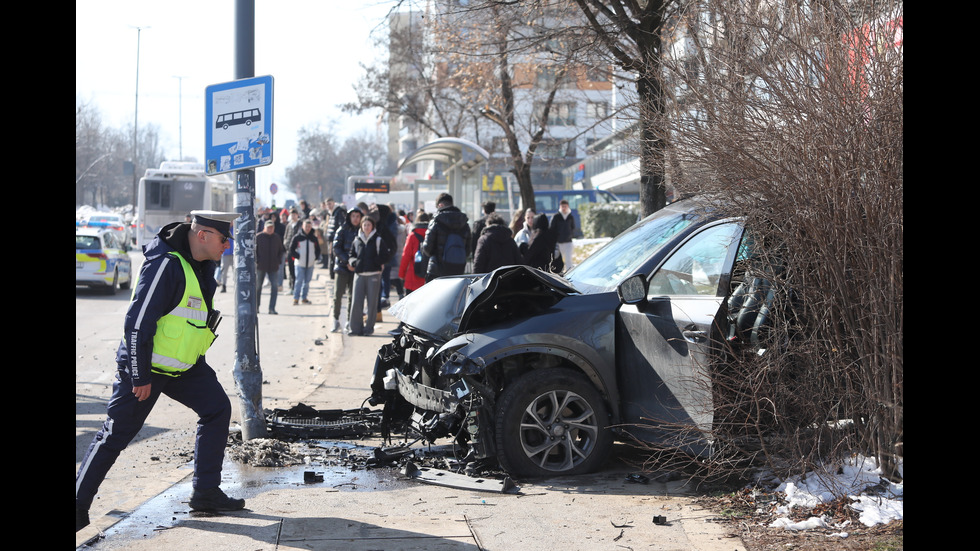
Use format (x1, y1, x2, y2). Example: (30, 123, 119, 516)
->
(578, 202, 642, 238)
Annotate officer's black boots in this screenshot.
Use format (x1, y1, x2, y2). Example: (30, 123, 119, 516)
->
(189, 487, 246, 511)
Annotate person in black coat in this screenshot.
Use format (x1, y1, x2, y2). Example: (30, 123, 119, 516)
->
(474, 213, 523, 273)
(521, 213, 561, 272)
(471, 201, 496, 255)
(330, 208, 363, 332)
(421, 193, 471, 282)
(375, 204, 399, 308)
(347, 217, 393, 336)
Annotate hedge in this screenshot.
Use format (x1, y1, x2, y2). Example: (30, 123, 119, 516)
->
(578, 202, 642, 238)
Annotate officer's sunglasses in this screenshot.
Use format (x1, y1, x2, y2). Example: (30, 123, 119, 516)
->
(201, 229, 229, 244)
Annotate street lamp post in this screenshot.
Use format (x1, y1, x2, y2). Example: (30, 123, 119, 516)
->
(174, 75, 186, 160)
(130, 25, 149, 207)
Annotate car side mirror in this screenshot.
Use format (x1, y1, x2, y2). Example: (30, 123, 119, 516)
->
(617, 273, 647, 305)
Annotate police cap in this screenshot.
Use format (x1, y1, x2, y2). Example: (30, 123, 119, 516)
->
(191, 210, 240, 239)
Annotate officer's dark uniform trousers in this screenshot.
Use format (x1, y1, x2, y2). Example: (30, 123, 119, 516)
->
(75, 362, 231, 510)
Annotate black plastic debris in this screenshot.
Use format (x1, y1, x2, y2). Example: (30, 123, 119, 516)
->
(266, 404, 381, 439)
(625, 473, 649, 484)
(304, 471, 324, 483)
(368, 446, 414, 466)
(652, 515, 668, 525)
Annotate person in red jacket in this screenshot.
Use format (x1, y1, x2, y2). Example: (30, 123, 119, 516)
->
(398, 211, 431, 294)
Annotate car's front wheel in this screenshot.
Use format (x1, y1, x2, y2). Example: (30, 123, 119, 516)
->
(494, 368, 612, 477)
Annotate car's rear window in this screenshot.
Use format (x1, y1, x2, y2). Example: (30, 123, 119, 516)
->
(76, 236, 101, 250)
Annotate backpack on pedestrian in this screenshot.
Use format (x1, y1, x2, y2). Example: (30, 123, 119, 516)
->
(441, 225, 467, 273)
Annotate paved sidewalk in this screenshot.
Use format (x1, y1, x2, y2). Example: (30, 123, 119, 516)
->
(76, 265, 745, 551)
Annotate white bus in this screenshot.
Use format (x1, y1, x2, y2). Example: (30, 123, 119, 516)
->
(135, 162, 235, 248)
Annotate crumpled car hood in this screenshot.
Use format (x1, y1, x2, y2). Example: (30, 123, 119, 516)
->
(389, 265, 579, 340)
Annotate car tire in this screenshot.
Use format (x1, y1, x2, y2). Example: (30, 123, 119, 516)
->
(494, 368, 613, 477)
(104, 269, 119, 295)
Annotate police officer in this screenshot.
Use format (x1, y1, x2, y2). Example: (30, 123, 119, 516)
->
(76, 210, 245, 532)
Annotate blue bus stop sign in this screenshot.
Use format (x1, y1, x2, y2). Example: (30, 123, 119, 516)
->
(205, 75, 274, 175)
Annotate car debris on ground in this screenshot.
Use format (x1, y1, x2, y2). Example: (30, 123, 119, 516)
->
(225, 402, 520, 493)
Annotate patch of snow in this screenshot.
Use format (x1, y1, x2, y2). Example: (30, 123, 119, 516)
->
(770, 516, 830, 530)
(769, 454, 903, 529)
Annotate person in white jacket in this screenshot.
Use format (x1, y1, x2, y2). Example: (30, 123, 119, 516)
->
(289, 219, 321, 304)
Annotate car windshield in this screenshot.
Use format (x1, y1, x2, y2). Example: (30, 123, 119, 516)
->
(564, 207, 703, 292)
(76, 235, 101, 250)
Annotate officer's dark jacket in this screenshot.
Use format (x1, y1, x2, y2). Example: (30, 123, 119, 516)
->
(115, 222, 217, 387)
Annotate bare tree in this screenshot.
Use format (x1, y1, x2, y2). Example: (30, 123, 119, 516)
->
(350, 1, 610, 210)
(76, 99, 110, 206)
(285, 125, 394, 203)
(570, 0, 678, 216)
(285, 124, 344, 203)
(76, 98, 164, 208)
(434, 1, 554, 207)
(337, 132, 397, 180)
(662, 0, 903, 482)
(345, 9, 476, 141)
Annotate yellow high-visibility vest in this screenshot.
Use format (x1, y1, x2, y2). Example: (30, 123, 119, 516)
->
(150, 252, 216, 376)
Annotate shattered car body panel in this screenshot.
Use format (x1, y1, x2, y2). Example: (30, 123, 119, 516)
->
(387, 266, 578, 340)
(374, 198, 749, 477)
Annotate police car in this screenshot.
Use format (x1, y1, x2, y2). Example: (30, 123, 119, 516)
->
(79, 212, 133, 249)
(76, 227, 133, 294)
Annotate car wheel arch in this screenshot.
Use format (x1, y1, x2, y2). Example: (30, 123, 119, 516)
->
(478, 346, 621, 425)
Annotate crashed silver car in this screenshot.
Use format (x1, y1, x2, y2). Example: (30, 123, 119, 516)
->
(372, 197, 762, 477)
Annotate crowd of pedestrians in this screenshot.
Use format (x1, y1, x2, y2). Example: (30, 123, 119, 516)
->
(241, 193, 572, 336)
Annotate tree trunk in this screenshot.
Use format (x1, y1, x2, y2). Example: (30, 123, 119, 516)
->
(638, 73, 667, 215)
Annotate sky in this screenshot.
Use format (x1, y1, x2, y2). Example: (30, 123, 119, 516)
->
(76, 0, 398, 207)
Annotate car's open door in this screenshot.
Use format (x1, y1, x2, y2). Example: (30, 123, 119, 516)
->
(614, 222, 744, 453)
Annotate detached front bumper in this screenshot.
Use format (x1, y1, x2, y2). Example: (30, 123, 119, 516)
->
(394, 370, 458, 413)
(374, 339, 497, 462)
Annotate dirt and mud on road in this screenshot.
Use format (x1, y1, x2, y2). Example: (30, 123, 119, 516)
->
(226, 403, 903, 551)
(224, 429, 903, 551)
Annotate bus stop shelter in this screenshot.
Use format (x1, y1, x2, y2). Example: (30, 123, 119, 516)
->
(396, 137, 489, 220)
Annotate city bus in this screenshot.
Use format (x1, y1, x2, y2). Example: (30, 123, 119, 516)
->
(135, 162, 234, 248)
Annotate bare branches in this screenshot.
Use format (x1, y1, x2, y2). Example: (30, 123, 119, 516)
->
(75, 98, 165, 207)
(286, 125, 393, 202)
(660, 0, 903, 481)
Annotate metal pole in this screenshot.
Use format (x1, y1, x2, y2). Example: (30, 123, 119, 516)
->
(174, 76, 185, 160)
(131, 26, 147, 208)
(232, 0, 265, 440)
